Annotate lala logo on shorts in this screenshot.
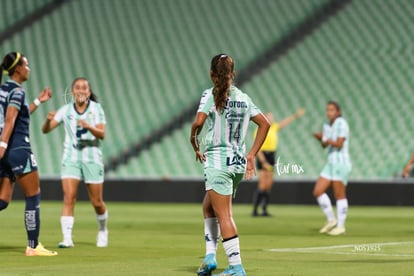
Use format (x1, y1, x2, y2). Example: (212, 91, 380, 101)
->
(226, 155, 246, 166)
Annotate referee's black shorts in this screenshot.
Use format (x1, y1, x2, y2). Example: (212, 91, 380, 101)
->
(256, 151, 276, 171)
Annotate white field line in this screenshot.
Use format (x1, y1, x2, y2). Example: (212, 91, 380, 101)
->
(268, 241, 414, 257)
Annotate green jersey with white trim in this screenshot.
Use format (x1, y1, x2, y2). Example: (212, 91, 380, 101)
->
(322, 117, 351, 165)
(197, 86, 262, 173)
(54, 101, 106, 165)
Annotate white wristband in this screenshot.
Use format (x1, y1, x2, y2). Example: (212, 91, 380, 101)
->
(0, 141, 8, 149)
(34, 98, 41, 106)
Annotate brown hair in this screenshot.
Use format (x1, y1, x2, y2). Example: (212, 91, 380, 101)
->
(327, 100, 342, 116)
(72, 77, 98, 102)
(0, 52, 25, 83)
(210, 54, 235, 112)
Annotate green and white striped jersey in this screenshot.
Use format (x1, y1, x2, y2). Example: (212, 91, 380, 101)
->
(322, 117, 351, 165)
(54, 101, 106, 164)
(197, 86, 262, 173)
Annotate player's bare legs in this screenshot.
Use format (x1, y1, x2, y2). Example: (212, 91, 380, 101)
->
(202, 192, 215, 218)
(62, 178, 80, 216)
(16, 172, 40, 196)
(87, 183, 108, 247)
(86, 183, 106, 215)
(313, 176, 331, 198)
(332, 181, 346, 200)
(208, 190, 237, 239)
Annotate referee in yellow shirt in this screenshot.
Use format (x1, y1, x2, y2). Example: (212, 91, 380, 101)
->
(252, 108, 305, 216)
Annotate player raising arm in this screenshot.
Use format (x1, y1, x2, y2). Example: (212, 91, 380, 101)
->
(42, 77, 108, 248)
(0, 52, 57, 256)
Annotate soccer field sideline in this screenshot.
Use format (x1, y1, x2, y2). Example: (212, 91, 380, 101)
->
(1, 201, 414, 275)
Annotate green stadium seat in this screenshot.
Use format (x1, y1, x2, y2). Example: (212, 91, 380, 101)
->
(115, 0, 414, 180)
(0, 0, 328, 177)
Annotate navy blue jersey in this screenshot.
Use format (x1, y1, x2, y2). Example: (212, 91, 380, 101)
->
(0, 79, 31, 150)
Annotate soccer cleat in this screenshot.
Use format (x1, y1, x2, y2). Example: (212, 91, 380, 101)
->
(327, 226, 346, 236)
(197, 253, 217, 276)
(25, 242, 58, 256)
(319, 219, 337, 233)
(58, 240, 74, 248)
(213, 264, 246, 276)
(97, 230, 108, 247)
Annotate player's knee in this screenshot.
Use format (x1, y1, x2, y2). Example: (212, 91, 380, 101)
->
(202, 204, 215, 217)
(334, 193, 346, 200)
(64, 198, 76, 206)
(0, 199, 9, 211)
(91, 200, 105, 209)
(63, 192, 78, 204)
(313, 189, 321, 198)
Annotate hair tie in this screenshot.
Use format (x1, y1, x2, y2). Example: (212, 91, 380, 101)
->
(6, 52, 21, 72)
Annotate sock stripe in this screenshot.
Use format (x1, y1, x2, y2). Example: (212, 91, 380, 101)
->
(222, 235, 238, 243)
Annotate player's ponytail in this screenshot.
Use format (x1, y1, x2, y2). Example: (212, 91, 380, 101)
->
(89, 90, 98, 102)
(210, 54, 235, 113)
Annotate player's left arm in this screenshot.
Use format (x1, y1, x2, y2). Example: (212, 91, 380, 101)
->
(326, 137, 345, 149)
(0, 106, 19, 159)
(326, 119, 347, 149)
(190, 112, 207, 163)
(313, 132, 329, 148)
(246, 113, 270, 179)
(78, 121, 105, 140)
(29, 87, 52, 114)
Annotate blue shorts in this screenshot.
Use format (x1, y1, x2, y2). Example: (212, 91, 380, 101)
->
(0, 148, 38, 181)
(204, 168, 244, 197)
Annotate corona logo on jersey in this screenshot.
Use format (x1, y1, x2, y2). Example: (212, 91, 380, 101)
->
(226, 100, 247, 109)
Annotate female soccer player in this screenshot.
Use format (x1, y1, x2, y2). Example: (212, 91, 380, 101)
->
(313, 101, 351, 236)
(191, 54, 269, 276)
(0, 52, 57, 256)
(42, 77, 108, 248)
(252, 109, 305, 216)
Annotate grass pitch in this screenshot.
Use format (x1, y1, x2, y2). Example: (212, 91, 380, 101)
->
(0, 201, 413, 275)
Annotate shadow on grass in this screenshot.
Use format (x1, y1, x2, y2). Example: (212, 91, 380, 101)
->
(0, 245, 25, 254)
